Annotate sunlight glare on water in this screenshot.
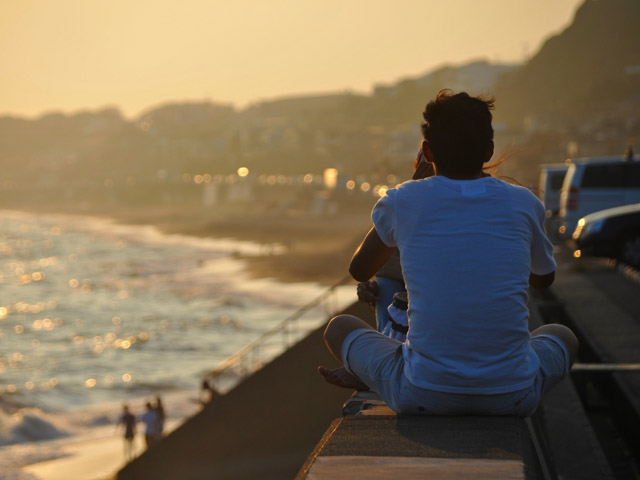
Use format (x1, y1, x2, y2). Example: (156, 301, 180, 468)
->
(0, 210, 350, 414)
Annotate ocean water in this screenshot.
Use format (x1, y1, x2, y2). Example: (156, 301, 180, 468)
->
(0, 210, 353, 477)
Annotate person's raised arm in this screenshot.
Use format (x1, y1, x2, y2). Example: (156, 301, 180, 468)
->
(349, 227, 394, 282)
(529, 271, 554, 290)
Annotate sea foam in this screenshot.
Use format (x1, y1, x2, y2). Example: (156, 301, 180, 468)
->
(0, 407, 69, 446)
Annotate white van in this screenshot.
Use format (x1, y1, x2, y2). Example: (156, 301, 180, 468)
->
(538, 163, 569, 216)
(558, 155, 640, 237)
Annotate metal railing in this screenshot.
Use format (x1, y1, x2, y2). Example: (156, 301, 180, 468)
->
(203, 274, 353, 392)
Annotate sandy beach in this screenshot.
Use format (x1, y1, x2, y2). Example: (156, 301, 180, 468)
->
(20, 410, 199, 480)
(3, 388, 206, 480)
(23, 432, 130, 480)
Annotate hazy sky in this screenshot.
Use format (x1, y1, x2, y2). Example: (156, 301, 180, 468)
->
(1, 0, 583, 118)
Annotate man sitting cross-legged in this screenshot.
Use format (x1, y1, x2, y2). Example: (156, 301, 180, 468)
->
(319, 90, 578, 416)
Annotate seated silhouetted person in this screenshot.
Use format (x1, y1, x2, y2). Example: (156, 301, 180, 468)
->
(319, 90, 578, 416)
(199, 379, 219, 406)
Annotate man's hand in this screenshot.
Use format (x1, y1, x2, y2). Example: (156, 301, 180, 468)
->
(412, 147, 435, 180)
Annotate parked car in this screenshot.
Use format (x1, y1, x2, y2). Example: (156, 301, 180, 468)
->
(538, 163, 569, 216)
(571, 203, 640, 268)
(558, 154, 640, 238)
(538, 163, 569, 240)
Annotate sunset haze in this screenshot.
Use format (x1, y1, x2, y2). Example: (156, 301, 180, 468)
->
(1, 0, 582, 118)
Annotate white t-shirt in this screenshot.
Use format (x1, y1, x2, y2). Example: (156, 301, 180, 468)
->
(141, 410, 160, 435)
(372, 175, 556, 394)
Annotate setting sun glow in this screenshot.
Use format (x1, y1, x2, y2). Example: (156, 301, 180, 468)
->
(0, 0, 582, 118)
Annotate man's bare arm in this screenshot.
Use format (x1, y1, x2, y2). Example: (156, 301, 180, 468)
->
(529, 271, 554, 290)
(349, 227, 394, 282)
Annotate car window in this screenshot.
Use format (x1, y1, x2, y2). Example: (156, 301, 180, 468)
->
(549, 172, 566, 190)
(581, 164, 626, 188)
(626, 163, 640, 187)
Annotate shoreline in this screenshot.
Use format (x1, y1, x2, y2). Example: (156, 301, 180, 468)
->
(4, 204, 374, 286)
(12, 390, 203, 480)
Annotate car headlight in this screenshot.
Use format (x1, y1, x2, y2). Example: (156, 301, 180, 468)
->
(572, 219, 585, 239)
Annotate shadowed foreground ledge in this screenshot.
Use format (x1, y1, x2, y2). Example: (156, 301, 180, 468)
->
(298, 413, 537, 480)
(115, 301, 372, 480)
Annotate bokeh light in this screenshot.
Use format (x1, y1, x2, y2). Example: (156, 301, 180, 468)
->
(324, 168, 338, 189)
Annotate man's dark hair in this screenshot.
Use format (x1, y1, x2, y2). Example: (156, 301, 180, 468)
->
(421, 90, 495, 177)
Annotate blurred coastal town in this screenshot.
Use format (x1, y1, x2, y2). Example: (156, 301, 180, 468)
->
(1, 2, 638, 212)
(0, 0, 638, 282)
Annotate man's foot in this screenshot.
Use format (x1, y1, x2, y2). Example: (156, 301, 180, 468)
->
(317, 366, 369, 391)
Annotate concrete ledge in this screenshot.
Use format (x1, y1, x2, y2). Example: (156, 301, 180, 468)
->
(306, 456, 525, 480)
(298, 412, 541, 480)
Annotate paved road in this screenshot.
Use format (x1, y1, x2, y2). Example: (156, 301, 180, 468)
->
(557, 245, 640, 317)
(552, 246, 640, 365)
(547, 246, 640, 477)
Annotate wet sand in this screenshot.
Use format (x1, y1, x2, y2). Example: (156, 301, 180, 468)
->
(22, 417, 192, 480)
(23, 434, 126, 480)
(113, 206, 374, 285)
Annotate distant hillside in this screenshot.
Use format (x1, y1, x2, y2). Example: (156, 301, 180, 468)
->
(233, 61, 515, 126)
(360, 60, 516, 128)
(401, 60, 516, 96)
(495, 0, 640, 127)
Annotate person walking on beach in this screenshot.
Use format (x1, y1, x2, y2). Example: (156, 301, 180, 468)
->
(140, 402, 161, 448)
(154, 396, 165, 438)
(118, 404, 137, 461)
(319, 90, 578, 416)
